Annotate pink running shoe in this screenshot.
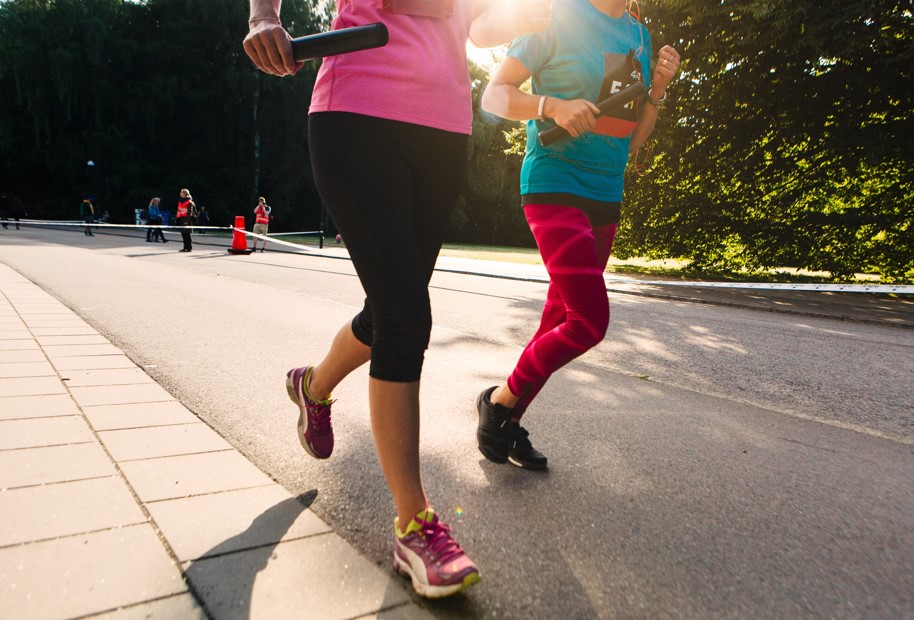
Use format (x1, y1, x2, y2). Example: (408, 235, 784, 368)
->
(285, 366, 334, 459)
(394, 508, 481, 598)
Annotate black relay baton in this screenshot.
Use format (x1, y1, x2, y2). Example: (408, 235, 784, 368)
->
(537, 82, 646, 147)
(291, 23, 389, 61)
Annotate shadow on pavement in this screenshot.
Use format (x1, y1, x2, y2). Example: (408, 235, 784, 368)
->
(183, 491, 317, 619)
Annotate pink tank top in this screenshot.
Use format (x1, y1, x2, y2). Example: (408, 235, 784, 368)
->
(309, 0, 475, 135)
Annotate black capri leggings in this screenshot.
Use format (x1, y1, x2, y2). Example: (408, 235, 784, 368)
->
(308, 112, 468, 382)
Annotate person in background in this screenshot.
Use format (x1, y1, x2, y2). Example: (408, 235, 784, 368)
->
(80, 197, 95, 236)
(0, 192, 10, 229)
(475, 0, 680, 470)
(176, 188, 194, 252)
(244, 0, 552, 598)
(9, 195, 26, 229)
(196, 205, 210, 235)
(251, 196, 271, 253)
(146, 197, 167, 243)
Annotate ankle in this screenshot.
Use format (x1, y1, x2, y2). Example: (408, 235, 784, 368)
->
(305, 367, 330, 402)
(396, 503, 432, 536)
(491, 385, 519, 409)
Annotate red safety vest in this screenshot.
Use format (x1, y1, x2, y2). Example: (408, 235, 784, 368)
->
(255, 205, 270, 225)
(176, 198, 191, 219)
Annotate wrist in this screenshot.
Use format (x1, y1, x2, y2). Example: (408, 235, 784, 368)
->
(536, 96, 548, 121)
(645, 87, 667, 108)
(248, 16, 281, 28)
(540, 96, 556, 120)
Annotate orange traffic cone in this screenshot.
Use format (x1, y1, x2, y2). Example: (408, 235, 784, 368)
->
(227, 215, 253, 255)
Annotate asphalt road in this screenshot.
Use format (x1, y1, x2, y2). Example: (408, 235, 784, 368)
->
(1, 227, 912, 619)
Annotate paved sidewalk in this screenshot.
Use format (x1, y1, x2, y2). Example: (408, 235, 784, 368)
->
(0, 263, 430, 619)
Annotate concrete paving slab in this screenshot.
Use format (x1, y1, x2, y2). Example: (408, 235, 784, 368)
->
(42, 343, 125, 357)
(0, 524, 187, 620)
(50, 354, 137, 371)
(99, 423, 233, 461)
(0, 329, 29, 339)
(146, 486, 331, 562)
(0, 376, 65, 397)
(0, 361, 55, 378)
(23, 320, 95, 329)
(6, 301, 66, 307)
(120, 450, 275, 502)
(0, 339, 39, 351)
(29, 326, 99, 336)
(36, 334, 110, 346)
(0, 443, 113, 489)
(0, 349, 46, 363)
(183, 533, 419, 620)
(60, 368, 156, 387)
(83, 401, 201, 430)
(68, 383, 175, 407)
(0, 477, 146, 546)
(15, 310, 73, 317)
(0, 415, 92, 449)
(84, 593, 206, 619)
(0, 393, 80, 420)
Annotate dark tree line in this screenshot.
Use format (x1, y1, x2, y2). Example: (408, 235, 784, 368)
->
(0, 0, 325, 230)
(1, 0, 911, 281)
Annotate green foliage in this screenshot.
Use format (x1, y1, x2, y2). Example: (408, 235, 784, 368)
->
(451, 59, 532, 247)
(618, 0, 913, 281)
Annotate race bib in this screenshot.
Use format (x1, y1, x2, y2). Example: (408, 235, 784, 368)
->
(380, 0, 452, 18)
(593, 49, 643, 138)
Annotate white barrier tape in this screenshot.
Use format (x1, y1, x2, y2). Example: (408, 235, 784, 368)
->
(266, 230, 324, 237)
(235, 228, 324, 252)
(11, 219, 911, 294)
(16, 218, 231, 232)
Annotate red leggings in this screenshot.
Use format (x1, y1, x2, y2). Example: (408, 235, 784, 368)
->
(508, 204, 618, 416)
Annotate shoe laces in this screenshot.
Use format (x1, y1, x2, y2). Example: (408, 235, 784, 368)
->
(305, 401, 333, 433)
(509, 423, 533, 450)
(415, 515, 464, 564)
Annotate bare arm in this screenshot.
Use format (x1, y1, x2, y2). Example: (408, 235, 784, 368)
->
(481, 56, 601, 139)
(243, 0, 303, 77)
(630, 44, 681, 153)
(469, 0, 552, 49)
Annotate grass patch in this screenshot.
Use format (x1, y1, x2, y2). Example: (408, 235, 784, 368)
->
(439, 243, 883, 284)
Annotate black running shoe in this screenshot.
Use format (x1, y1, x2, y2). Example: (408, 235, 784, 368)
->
(476, 386, 548, 469)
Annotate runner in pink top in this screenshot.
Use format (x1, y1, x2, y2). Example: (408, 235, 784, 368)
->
(310, 0, 477, 134)
(244, 0, 552, 598)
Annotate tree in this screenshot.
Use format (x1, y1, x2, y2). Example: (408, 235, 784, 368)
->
(453, 59, 531, 247)
(618, 0, 913, 281)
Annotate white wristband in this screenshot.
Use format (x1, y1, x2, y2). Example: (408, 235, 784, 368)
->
(537, 96, 547, 121)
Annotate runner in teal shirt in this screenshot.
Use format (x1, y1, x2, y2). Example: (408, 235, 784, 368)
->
(508, 0, 653, 203)
(474, 0, 681, 471)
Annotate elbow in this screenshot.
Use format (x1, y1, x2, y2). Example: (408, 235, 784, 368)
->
(480, 85, 497, 116)
(481, 82, 510, 118)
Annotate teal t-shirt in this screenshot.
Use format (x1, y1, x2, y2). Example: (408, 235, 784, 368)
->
(507, 0, 652, 202)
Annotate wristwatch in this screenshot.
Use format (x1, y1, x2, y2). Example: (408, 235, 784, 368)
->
(645, 87, 667, 108)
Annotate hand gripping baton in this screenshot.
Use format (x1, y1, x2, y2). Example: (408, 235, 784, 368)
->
(537, 82, 646, 147)
(291, 23, 389, 61)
